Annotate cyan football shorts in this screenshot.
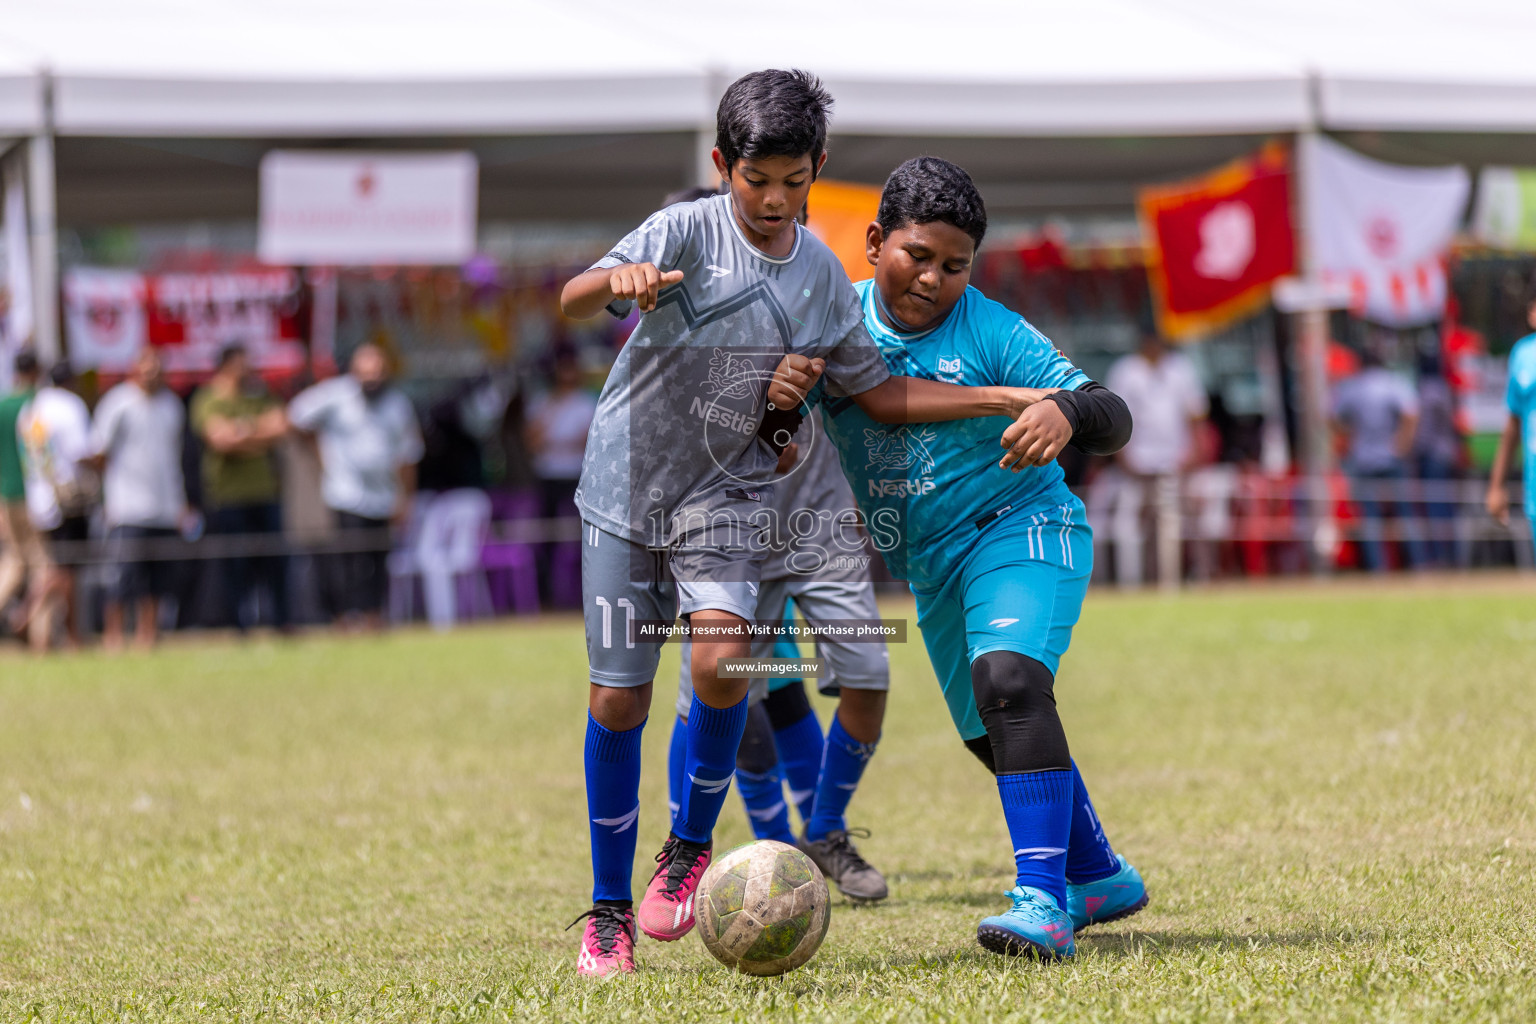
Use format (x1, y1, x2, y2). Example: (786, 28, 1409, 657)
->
(914, 501, 1092, 742)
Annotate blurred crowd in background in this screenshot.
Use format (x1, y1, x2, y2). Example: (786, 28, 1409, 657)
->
(1, 252, 1533, 654)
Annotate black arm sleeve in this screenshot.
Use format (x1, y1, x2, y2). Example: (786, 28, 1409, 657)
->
(1043, 381, 1133, 456)
(757, 405, 806, 456)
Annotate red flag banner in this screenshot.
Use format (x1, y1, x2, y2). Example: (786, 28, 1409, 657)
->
(1139, 144, 1296, 340)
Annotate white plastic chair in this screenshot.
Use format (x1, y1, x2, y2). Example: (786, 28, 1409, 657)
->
(415, 489, 494, 631)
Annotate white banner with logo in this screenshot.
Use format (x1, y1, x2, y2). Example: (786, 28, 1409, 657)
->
(62, 268, 148, 372)
(258, 150, 478, 266)
(1301, 135, 1469, 328)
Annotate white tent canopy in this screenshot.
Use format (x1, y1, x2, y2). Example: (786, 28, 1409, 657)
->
(0, 0, 1530, 138)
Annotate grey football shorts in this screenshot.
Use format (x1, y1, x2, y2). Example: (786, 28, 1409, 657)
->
(582, 518, 765, 687)
(674, 576, 890, 718)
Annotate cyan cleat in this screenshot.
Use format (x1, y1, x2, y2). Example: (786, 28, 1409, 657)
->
(1066, 855, 1148, 932)
(976, 885, 1075, 960)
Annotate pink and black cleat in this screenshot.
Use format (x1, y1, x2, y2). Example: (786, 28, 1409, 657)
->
(569, 904, 636, 977)
(636, 833, 712, 941)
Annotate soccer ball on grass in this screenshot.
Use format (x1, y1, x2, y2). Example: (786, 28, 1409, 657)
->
(695, 840, 831, 976)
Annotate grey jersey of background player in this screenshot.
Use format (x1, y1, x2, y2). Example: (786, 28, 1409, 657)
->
(762, 417, 871, 583)
(576, 194, 889, 548)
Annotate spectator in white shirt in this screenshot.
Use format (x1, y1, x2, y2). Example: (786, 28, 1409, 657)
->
(288, 343, 423, 629)
(17, 362, 95, 649)
(90, 348, 188, 651)
(1102, 333, 1209, 587)
(1332, 347, 1423, 572)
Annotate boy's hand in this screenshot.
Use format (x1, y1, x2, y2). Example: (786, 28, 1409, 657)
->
(609, 263, 684, 312)
(1000, 386, 1061, 419)
(775, 442, 800, 474)
(1487, 481, 1510, 526)
(1000, 401, 1072, 470)
(769, 354, 825, 411)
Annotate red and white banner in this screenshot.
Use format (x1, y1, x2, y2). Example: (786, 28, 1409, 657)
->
(1301, 135, 1469, 328)
(64, 268, 306, 373)
(1139, 144, 1296, 340)
(258, 150, 478, 266)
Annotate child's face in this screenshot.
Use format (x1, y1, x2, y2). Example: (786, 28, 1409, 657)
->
(713, 150, 825, 245)
(866, 220, 975, 331)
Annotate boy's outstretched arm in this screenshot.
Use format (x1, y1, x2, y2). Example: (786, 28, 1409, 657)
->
(1486, 413, 1521, 526)
(768, 354, 1048, 424)
(560, 263, 685, 320)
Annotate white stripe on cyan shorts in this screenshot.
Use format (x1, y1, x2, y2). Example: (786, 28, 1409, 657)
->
(1026, 515, 1037, 560)
(1059, 505, 1073, 569)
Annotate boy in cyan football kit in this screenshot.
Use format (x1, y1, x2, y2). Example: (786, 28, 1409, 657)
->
(671, 434, 892, 903)
(559, 74, 1047, 977)
(1486, 286, 1536, 539)
(773, 157, 1148, 961)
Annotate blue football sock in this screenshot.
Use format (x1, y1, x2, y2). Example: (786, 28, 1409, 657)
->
(667, 714, 688, 829)
(996, 769, 1074, 911)
(1065, 759, 1120, 884)
(772, 707, 824, 827)
(674, 693, 748, 844)
(736, 766, 796, 844)
(805, 713, 878, 842)
(584, 712, 645, 904)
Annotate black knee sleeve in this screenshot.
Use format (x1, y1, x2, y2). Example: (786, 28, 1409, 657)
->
(971, 651, 1071, 774)
(763, 679, 813, 731)
(735, 700, 780, 774)
(963, 734, 996, 774)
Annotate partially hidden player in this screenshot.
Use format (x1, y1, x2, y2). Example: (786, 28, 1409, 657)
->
(770, 157, 1149, 961)
(671, 433, 893, 903)
(558, 74, 1055, 977)
(1486, 282, 1536, 542)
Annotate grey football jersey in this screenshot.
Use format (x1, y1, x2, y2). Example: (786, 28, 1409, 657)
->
(576, 194, 890, 547)
(762, 410, 872, 583)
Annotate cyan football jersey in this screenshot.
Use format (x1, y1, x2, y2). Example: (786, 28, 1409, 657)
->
(1506, 332, 1536, 519)
(820, 281, 1090, 592)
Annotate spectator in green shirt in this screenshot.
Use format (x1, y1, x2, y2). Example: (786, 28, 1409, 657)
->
(0, 350, 47, 635)
(190, 345, 291, 633)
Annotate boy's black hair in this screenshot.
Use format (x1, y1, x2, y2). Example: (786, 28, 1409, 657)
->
(877, 156, 988, 250)
(715, 70, 832, 176)
(13, 349, 38, 377)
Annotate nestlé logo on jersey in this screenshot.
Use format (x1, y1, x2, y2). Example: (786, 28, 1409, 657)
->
(863, 426, 937, 497)
(689, 347, 761, 436)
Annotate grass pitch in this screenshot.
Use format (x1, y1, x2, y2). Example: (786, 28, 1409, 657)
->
(1, 582, 1533, 1022)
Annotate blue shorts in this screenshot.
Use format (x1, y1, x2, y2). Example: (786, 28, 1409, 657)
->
(914, 501, 1092, 742)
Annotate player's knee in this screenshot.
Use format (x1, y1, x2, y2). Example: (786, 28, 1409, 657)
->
(764, 679, 813, 730)
(970, 651, 1070, 773)
(736, 701, 778, 774)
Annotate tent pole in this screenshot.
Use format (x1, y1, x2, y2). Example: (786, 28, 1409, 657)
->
(1294, 128, 1338, 574)
(693, 67, 726, 190)
(27, 72, 59, 367)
